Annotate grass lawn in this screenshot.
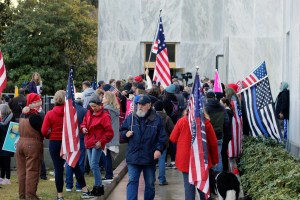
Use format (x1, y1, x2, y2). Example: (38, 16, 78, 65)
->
(0, 170, 97, 200)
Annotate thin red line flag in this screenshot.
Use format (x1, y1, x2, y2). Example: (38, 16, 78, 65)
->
(188, 71, 210, 199)
(152, 17, 171, 88)
(61, 67, 80, 168)
(0, 51, 7, 94)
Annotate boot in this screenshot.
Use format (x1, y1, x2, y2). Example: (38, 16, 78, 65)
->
(92, 185, 104, 196)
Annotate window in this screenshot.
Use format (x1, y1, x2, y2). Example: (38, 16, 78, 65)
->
(144, 43, 176, 68)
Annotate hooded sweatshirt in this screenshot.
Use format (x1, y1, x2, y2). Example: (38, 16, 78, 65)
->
(41, 105, 64, 140)
(104, 104, 120, 147)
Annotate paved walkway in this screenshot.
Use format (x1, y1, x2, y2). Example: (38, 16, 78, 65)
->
(107, 168, 186, 200)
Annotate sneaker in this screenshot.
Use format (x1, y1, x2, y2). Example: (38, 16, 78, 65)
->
(82, 191, 94, 199)
(167, 163, 177, 169)
(65, 188, 72, 192)
(102, 177, 113, 182)
(159, 181, 169, 186)
(0, 178, 4, 185)
(2, 179, 11, 185)
(76, 188, 82, 192)
(55, 197, 64, 200)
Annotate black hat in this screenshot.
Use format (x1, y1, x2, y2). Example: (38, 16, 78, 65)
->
(103, 84, 112, 91)
(137, 95, 151, 105)
(206, 91, 216, 99)
(153, 100, 164, 111)
(98, 80, 105, 87)
(215, 92, 224, 101)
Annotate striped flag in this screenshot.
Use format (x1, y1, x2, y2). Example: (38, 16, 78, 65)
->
(109, 85, 119, 95)
(188, 71, 210, 199)
(242, 61, 267, 89)
(0, 51, 7, 94)
(228, 97, 243, 158)
(241, 77, 281, 142)
(61, 67, 80, 168)
(152, 17, 171, 88)
(213, 69, 223, 93)
(236, 80, 243, 93)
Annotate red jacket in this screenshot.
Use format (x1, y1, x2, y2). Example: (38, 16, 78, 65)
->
(170, 117, 219, 173)
(41, 105, 64, 140)
(81, 108, 114, 149)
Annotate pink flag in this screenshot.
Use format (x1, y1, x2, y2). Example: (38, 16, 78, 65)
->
(213, 69, 222, 93)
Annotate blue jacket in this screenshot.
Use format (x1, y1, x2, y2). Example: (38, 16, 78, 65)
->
(120, 109, 167, 165)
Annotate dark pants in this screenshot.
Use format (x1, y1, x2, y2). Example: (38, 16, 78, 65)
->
(0, 156, 11, 179)
(40, 160, 47, 178)
(221, 139, 231, 172)
(167, 141, 176, 162)
(103, 149, 113, 179)
(49, 140, 86, 193)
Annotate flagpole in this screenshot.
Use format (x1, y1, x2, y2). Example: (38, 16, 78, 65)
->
(238, 75, 268, 94)
(145, 9, 162, 71)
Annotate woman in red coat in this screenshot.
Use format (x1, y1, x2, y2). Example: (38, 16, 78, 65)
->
(81, 93, 114, 196)
(170, 108, 218, 200)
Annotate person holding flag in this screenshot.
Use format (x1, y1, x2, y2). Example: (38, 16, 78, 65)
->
(42, 67, 94, 199)
(170, 71, 219, 199)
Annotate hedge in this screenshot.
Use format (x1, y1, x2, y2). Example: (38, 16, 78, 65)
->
(239, 137, 300, 200)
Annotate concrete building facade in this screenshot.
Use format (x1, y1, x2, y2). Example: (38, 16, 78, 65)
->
(97, 0, 300, 157)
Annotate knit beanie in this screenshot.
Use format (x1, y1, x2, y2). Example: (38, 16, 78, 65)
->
(89, 92, 102, 105)
(23, 93, 42, 114)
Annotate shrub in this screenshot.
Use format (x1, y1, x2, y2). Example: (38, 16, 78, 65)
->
(239, 137, 300, 200)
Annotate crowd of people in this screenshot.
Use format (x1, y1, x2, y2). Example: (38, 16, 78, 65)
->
(0, 71, 289, 200)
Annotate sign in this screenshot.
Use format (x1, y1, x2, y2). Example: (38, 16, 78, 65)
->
(2, 122, 20, 153)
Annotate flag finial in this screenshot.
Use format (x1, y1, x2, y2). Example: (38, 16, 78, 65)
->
(196, 66, 199, 71)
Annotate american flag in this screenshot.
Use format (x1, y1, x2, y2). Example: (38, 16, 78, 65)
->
(0, 51, 7, 94)
(188, 71, 210, 199)
(242, 61, 267, 89)
(213, 69, 222, 93)
(109, 85, 119, 95)
(228, 97, 243, 158)
(152, 17, 171, 88)
(61, 67, 80, 168)
(236, 80, 243, 93)
(241, 77, 281, 142)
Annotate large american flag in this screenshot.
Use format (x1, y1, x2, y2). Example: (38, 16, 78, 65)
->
(228, 97, 243, 158)
(242, 61, 267, 89)
(152, 17, 171, 88)
(0, 51, 7, 94)
(188, 71, 210, 199)
(61, 67, 80, 168)
(241, 77, 281, 142)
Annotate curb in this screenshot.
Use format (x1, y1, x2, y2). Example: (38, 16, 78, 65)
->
(93, 160, 127, 200)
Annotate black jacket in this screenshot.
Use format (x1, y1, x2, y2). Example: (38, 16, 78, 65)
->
(275, 89, 289, 120)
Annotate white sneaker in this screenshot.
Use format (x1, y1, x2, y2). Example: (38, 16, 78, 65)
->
(2, 179, 11, 185)
(66, 188, 72, 192)
(0, 178, 4, 185)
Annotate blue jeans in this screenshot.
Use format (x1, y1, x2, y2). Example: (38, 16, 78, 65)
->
(158, 149, 167, 184)
(65, 137, 85, 189)
(213, 139, 223, 172)
(87, 148, 103, 186)
(127, 164, 155, 200)
(182, 172, 206, 200)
